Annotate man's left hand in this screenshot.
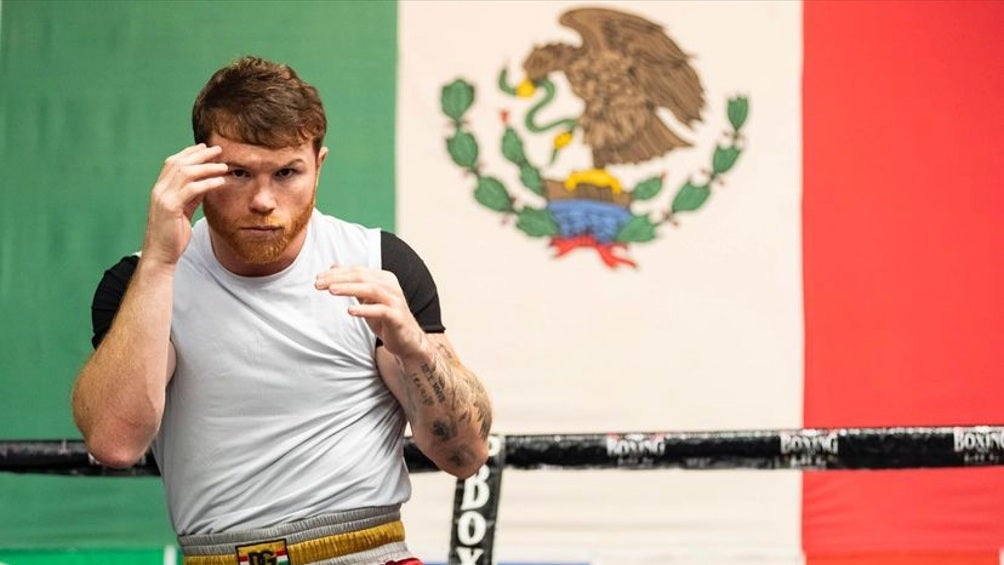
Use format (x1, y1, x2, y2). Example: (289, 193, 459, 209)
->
(314, 265, 431, 363)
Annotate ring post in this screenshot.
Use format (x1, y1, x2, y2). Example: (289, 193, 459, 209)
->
(448, 435, 505, 565)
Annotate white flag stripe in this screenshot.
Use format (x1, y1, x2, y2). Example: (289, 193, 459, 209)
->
(398, 1, 803, 560)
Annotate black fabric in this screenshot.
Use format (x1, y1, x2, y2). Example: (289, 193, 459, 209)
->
(378, 230, 446, 344)
(89, 231, 445, 349)
(91, 254, 139, 349)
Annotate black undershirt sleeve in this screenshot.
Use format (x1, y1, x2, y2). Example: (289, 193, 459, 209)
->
(89, 234, 444, 350)
(380, 230, 446, 342)
(90, 254, 139, 349)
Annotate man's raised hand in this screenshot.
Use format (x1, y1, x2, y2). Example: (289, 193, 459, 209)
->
(313, 265, 431, 363)
(143, 144, 228, 266)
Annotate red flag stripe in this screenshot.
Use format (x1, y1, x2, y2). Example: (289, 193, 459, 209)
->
(802, 0, 1004, 557)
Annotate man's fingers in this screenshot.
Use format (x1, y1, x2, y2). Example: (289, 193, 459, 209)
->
(314, 269, 408, 331)
(166, 143, 222, 165)
(346, 302, 393, 320)
(156, 176, 226, 215)
(163, 143, 206, 164)
(314, 267, 395, 289)
(166, 162, 228, 185)
(319, 281, 392, 304)
(188, 161, 229, 177)
(158, 144, 225, 182)
(178, 176, 227, 201)
(155, 162, 227, 205)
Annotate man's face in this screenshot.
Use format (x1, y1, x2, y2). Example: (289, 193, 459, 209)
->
(203, 133, 328, 276)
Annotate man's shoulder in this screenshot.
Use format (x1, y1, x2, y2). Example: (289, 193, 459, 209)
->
(313, 209, 370, 230)
(309, 209, 381, 266)
(311, 210, 416, 249)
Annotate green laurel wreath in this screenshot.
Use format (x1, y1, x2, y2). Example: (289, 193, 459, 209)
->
(440, 77, 749, 243)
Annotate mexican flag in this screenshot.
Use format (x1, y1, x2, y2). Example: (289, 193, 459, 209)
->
(0, 1, 1000, 563)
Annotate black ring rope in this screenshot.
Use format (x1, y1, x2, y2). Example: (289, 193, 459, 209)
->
(2, 426, 1002, 476)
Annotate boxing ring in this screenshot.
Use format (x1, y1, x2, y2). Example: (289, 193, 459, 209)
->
(3, 426, 1002, 564)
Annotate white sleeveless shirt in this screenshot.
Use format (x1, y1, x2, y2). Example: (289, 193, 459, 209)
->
(153, 209, 411, 535)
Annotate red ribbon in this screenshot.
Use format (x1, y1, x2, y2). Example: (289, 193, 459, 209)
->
(550, 235, 637, 269)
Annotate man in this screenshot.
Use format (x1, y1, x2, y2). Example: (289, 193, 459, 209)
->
(71, 56, 492, 565)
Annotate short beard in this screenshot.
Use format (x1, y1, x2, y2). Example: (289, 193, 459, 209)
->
(205, 198, 314, 266)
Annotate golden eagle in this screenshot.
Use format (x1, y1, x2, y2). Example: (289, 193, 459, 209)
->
(522, 7, 706, 168)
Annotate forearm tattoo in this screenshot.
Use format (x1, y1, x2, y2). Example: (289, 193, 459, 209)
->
(398, 337, 493, 466)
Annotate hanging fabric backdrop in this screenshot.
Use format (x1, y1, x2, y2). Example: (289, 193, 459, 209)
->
(0, 1, 1000, 563)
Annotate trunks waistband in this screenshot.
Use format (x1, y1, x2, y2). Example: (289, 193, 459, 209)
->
(178, 506, 410, 565)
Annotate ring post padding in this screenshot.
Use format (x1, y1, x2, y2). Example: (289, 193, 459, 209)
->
(448, 435, 505, 565)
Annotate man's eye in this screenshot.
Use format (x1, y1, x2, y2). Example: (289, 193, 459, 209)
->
(276, 168, 296, 179)
(230, 169, 249, 179)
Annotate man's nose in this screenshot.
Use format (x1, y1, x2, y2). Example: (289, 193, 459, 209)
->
(248, 180, 277, 214)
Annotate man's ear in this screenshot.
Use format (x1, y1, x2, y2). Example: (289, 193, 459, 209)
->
(317, 146, 329, 168)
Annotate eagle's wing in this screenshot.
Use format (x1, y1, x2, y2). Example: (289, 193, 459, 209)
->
(560, 8, 705, 127)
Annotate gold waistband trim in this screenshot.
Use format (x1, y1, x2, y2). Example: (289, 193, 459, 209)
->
(181, 520, 405, 565)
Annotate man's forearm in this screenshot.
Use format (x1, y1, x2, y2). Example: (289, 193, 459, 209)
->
(72, 258, 175, 468)
(394, 336, 492, 478)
